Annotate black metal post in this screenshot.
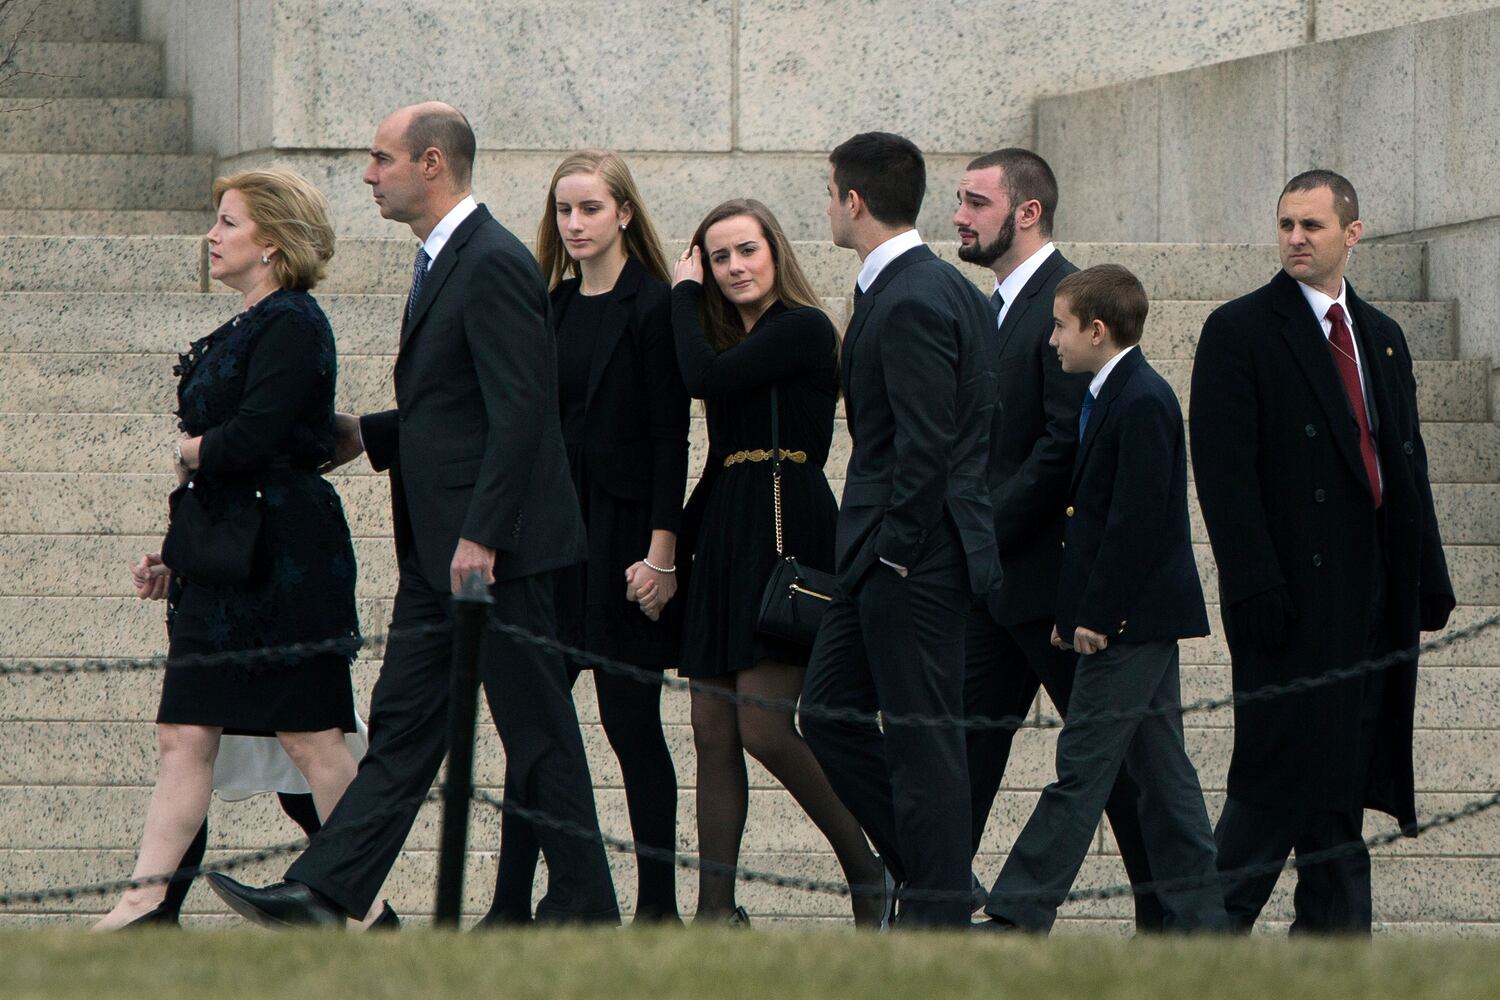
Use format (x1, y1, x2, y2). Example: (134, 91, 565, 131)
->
(434, 571, 493, 928)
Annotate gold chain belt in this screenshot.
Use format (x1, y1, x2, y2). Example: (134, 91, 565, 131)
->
(723, 448, 808, 468)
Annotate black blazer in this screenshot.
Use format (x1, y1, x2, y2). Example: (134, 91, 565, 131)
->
(983, 248, 1091, 624)
(1055, 348, 1208, 643)
(361, 204, 586, 591)
(550, 258, 689, 532)
(837, 244, 1000, 596)
(1190, 269, 1453, 823)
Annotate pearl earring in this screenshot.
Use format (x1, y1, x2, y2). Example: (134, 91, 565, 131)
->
(261, 253, 271, 264)
(620, 223, 627, 231)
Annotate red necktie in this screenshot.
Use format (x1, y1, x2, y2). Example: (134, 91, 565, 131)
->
(1325, 302, 1382, 508)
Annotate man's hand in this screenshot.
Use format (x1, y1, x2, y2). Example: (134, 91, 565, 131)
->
(322, 412, 366, 472)
(1073, 626, 1108, 656)
(1228, 585, 1298, 654)
(451, 537, 496, 593)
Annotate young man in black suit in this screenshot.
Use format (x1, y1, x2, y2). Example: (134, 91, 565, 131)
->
(800, 131, 1000, 928)
(980, 265, 1226, 933)
(953, 149, 1163, 929)
(208, 102, 619, 926)
(1191, 171, 1454, 934)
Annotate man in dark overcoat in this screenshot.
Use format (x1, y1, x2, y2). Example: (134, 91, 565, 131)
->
(1189, 170, 1454, 933)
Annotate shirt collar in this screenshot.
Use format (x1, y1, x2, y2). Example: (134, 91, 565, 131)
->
(1296, 277, 1350, 331)
(1088, 344, 1136, 398)
(994, 241, 1057, 313)
(421, 195, 479, 267)
(856, 229, 924, 292)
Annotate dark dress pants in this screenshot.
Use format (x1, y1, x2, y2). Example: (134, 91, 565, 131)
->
(285, 562, 619, 921)
(802, 519, 973, 927)
(985, 641, 1226, 932)
(964, 611, 1166, 929)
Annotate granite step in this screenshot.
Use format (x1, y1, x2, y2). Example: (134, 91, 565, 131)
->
(0, 42, 162, 98)
(0, 595, 1497, 668)
(0, 154, 213, 210)
(0, 237, 1431, 301)
(2, 411, 1494, 484)
(15, 0, 136, 42)
(2, 849, 1495, 929)
(2, 350, 1485, 422)
(0, 291, 1458, 361)
(0, 98, 188, 153)
(0, 209, 214, 235)
(6, 532, 1497, 605)
(6, 474, 1496, 548)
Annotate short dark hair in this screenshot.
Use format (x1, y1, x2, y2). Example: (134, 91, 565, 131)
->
(1055, 264, 1149, 347)
(1281, 169, 1359, 227)
(404, 106, 477, 187)
(829, 131, 926, 227)
(965, 148, 1059, 236)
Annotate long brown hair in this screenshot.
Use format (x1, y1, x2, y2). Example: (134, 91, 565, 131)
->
(689, 199, 824, 353)
(535, 149, 670, 289)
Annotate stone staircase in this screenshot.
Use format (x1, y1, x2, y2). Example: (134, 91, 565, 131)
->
(2, 5, 1498, 933)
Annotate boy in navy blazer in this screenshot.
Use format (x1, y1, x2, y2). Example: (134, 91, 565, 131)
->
(980, 264, 1227, 932)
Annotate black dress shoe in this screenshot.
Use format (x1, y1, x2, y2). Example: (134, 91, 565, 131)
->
(974, 915, 1024, 933)
(368, 901, 400, 931)
(205, 874, 344, 929)
(473, 909, 534, 930)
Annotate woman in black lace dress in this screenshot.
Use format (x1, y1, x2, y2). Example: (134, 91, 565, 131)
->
(672, 199, 885, 927)
(95, 170, 368, 929)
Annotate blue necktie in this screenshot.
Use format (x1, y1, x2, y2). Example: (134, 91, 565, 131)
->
(853, 280, 864, 302)
(989, 289, 1004, 327)
(1078, 389, 1096, 442)
(406, 246, 431, 324)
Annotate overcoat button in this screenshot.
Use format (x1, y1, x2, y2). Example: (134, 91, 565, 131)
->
(1386, 347, 1394, 357)
(1312, 553, 1323, 567)
(1061, 541, 1066, 549)
(1314, 489, 1326, 503)
(1403, 441, 1414, 455)
(1305, 424, 1317, 437)
(1066, 506, 1075, 517)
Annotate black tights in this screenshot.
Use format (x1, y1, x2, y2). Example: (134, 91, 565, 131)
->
(489, 666, 679, 921)
(159, 792, 321, 921)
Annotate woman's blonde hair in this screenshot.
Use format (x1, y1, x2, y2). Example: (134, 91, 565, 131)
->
(212, 169, 336, 291)
(689, 199, 825, 353)
(536, 149, 670, 289)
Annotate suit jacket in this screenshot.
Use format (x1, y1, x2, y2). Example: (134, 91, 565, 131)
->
(1190, 269, 1453, 824)
(1055, 348, 1208, 643)
(361, 204, 586, 591)
(983, 248, 1091, 624)
(837, 244, 1000, 596)
(550, 257, 689, 532)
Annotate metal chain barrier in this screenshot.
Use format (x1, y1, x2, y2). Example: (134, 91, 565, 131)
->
(0, 790, 439, 909)
(486, 608, 1500, 733)
(473, 785, 1500, 908)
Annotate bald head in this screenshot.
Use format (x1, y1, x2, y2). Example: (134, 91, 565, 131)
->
(388, 101, 476, 190)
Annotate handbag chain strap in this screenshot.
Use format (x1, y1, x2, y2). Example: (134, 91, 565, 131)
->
(770, 384, 785, 557)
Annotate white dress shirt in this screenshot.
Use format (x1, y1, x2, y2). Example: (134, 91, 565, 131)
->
(993, 241, 1057, 328)
(856, 228, 925, 293)
(420, 194, 478, 267)
(1088, 344, 1137, 398)
(1297, 277, 1381, 488)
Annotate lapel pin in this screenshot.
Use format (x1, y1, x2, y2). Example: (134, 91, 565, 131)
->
(1386, 347, 1393, 356)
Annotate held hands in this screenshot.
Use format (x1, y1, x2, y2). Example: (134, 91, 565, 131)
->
(1050, 624, 1108, 655)
(450, 537, 496, 594)
(322, 412, 366, 472)
(130, 552, 170, 601)
(672, 245, 703, 287)
(625, 561, 677, 622)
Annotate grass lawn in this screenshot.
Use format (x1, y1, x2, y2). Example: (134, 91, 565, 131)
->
(4, 928, 1500, 999)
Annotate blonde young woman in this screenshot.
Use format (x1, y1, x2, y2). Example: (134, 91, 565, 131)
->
(94, 170, 384, 929)
(485, 150, 689, 925)
(672, 199, 885, 927)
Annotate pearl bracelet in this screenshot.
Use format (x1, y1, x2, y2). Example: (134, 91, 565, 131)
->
(642, 558, 676, 575)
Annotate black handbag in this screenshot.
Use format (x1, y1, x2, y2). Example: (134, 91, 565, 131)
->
(755, 386, 837, 647)
(161, 477, 266, 587)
